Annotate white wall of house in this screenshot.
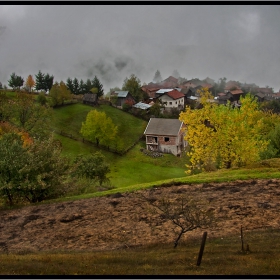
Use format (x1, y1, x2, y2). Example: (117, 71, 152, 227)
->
(158, 95, 184, 109)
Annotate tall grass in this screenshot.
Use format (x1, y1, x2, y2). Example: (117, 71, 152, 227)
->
(1, 229, 280, 275)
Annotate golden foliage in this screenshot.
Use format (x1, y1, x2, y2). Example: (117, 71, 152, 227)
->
(0, 121, 33, 147)
(179, 89, 272, 173)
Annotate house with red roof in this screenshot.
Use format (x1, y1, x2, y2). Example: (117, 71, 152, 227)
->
(157, 89, 185, 111)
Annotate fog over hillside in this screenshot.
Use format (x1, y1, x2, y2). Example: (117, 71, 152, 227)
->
(1, 5, 280, 92)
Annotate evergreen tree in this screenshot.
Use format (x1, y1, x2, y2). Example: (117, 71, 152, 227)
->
(44, 73, 54, 92)
(35, 70, 45, 91)
(85, 79, 93, 92)
(79, 79, 87, 95)
(66, 77, 74, 94)
(92, 76, 104, 98)
(73, 78, 80, 95)
(153, 70, 162, 83)
(8, 73, 24, 90)
(122, 74, 142, 102)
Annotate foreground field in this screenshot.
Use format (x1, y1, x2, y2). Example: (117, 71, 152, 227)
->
(1, 178, 280, 275)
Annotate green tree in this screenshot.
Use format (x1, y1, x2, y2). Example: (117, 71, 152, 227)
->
(8, 72, 24, 90)
(92, 76, 104, 98)
(35, 70, 45, 91)
(261, 123, 280, 159)
(43, 73, 54, 92)
(122, 74, 142, 102)
(179, 88, 269, 173)
(80, 110, 118, 147)
(85, 79, 93, 92)
(73, 151, 110, 186)
(73, 77, 80, 95)
(49, 81, 72, 107)
(0, 82, 3, 89)
(66, 77, 74, 94)
(79, 79, 87, 95)
(0, 132, 70, 205)
(35, 71, 54, 92)
(37, 92, 47, 106)
(12, 92, 52, 139)
(0, 133, 27, 205)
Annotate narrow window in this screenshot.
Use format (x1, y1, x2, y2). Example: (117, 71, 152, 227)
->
(165, 137, 169, 142)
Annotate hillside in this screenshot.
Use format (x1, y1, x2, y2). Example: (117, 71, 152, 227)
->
(1, 178, 280, 253)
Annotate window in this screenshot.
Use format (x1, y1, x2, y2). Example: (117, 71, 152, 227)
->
(164, 137, 170, 142)
(169, 102, 172, 105)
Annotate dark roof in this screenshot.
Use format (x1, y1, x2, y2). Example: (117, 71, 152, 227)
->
(144, 118, 183, 136)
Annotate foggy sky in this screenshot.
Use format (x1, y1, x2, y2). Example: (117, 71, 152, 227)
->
(1, 5, 280, 93)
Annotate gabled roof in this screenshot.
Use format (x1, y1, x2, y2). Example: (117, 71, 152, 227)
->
(156, 88, 173, 94)
(144, 118, 183, 136)
(230, 89, 243, 95)
(164, 89, 185, 100)
(163, 76, 178, 83)
(114, 91, 129, 97)
(133, 102, 152, 110)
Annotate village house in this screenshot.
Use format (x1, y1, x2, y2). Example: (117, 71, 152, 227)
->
(144, 118, 187, 156)
(110, 91, 136, 108)
(157, 89, 185, 111)
(83, 92, 98, 106)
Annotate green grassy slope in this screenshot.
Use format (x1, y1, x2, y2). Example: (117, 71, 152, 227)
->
(51, 103, 147, 148)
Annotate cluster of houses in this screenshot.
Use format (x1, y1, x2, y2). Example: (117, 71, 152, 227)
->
(82, 76, 280, 157)
(107, 76, 280, 114)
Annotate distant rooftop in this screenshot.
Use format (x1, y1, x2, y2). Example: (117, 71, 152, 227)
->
(133, 102, 152, 110)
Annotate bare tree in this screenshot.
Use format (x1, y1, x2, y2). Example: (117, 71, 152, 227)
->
(142, 193, 215, 248)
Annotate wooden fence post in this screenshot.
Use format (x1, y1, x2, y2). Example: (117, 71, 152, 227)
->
(241, 225, 244, 252)
(197, 231, 207, 266)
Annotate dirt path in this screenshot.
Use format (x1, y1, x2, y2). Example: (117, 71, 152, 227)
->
(0, 179, 280, 253)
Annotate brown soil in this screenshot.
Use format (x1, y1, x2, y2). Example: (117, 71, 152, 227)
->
(1, 178, 280, 254)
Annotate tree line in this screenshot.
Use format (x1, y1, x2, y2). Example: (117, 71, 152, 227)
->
(5, 71, 104, 98)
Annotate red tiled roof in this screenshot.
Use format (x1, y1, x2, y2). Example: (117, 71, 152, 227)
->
(165, 90, 185, 100)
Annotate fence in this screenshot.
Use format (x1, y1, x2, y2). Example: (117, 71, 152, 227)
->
(55, 130, 144, 156)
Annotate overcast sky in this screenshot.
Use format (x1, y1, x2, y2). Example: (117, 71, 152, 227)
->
(1, 5, 280, 93)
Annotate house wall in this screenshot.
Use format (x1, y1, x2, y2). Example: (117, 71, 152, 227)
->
(159, 95, 184, 109)
(146, 134, 186, 156)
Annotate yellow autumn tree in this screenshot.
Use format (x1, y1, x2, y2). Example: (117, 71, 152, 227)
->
(80, 110, 118, 147)
(25, 74, 36, 93)
(179, 88, 269, 174)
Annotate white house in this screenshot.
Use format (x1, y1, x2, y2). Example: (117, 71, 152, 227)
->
(157, 89, 185, 111)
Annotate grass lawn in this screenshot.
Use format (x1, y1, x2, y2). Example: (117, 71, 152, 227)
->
(1, 228, 280, 275)
(55, 134, 187, 189)
(51, 103, 147, 149)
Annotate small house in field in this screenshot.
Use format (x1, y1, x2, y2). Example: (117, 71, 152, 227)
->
(110, 91, 136, 108)
(144, 118, 187, 156)
(83, 93, 98, 106)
